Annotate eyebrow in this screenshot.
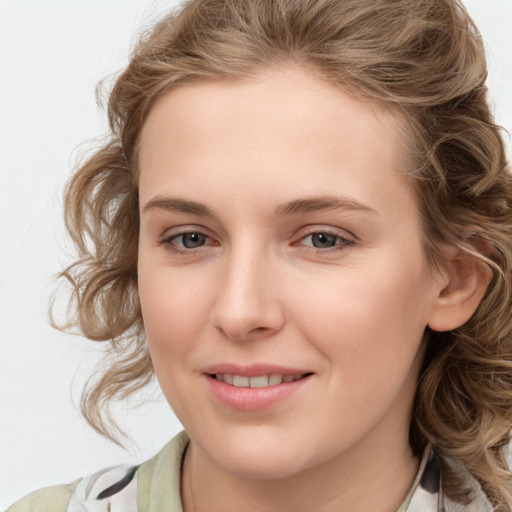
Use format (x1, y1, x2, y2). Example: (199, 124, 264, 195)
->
(142, 195, 377, 217)
(143, 197, 213, 216)
(273, 195, 378, 217)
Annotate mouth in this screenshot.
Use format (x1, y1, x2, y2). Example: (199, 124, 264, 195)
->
(208, 373, 312, 388)
(203, 364, 314, 410)
(205, 371, 314, 411)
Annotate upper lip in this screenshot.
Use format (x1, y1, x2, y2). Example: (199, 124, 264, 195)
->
(204, 363, 313, 377)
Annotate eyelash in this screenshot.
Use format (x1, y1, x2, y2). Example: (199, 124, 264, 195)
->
(161, 228, 355, 255)
(296, 229, 355, 254)
(161, 230, 217, 254)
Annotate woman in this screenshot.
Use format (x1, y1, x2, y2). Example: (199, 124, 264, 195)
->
(7, 0, 512, 510)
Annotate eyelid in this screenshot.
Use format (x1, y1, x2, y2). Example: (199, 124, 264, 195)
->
(292, 226, 356, 252)
(161, 224, 214, 240)
(295, 225, 356, 241)
(160, 225, 218, 253)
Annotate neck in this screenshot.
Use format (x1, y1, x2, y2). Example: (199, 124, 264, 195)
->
(181, 431, 419, 512)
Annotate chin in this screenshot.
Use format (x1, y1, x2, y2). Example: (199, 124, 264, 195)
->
(196, 426, 315, 480)
(219, 452, 308, 481)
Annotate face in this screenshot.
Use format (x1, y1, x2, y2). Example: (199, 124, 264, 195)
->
(137, 67, 445, 479)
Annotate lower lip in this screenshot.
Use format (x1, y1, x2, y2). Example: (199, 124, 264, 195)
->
(204, 375, 312, 411)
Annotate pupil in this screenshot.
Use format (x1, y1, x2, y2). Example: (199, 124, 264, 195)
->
(312, 233, 337, 248)
(183, 232, 205, 248)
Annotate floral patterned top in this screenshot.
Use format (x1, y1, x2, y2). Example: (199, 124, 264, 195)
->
(6, 431, 492, 512)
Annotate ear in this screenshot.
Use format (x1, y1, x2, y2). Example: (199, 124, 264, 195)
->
(427, 243, 493, 332)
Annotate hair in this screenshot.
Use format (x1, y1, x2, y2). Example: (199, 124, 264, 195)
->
(56, 0, 512, 508)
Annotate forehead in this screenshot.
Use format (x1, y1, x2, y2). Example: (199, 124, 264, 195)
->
(139, 67, 409, 166)
(137, 67, 415, 220)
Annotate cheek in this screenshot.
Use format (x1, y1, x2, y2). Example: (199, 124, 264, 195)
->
(138, 265, 212, 361)
(290, 262, 431, 434)
(137, 266, 213, 418)
(291, 255, 432, 375)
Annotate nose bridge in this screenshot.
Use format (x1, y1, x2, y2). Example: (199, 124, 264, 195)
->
(211, 237, 283, 341)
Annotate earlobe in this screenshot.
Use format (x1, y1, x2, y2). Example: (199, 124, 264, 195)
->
(427, 245, 493, 332)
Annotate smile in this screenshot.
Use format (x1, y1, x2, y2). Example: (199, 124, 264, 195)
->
(206, 372, 313, 411)
(213, 373, 308, 388)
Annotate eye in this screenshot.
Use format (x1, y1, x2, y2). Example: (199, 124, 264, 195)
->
(297, 230, 355, 251)
(162, 230, 215, 252)
(174, 232, 208, 249)
(304, 232, 339, 249)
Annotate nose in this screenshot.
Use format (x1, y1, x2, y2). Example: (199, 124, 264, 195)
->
(210, 243, 285, 342)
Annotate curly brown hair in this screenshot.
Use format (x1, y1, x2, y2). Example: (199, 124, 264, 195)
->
(57, 0, 512, 508)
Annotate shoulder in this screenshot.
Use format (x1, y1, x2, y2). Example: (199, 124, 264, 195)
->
(136, 430, 190, 511)
(5, 480, 80, 512)
(6, 465, 138, 512)
(68, 464, 139, 512)
(5, 431, 189, 512)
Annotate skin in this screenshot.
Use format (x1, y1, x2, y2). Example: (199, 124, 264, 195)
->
(136, 67, 487, 512)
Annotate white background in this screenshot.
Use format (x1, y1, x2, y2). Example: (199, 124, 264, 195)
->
(0, 0, 511, 508)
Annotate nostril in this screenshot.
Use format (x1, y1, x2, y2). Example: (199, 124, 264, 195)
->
(211, 299, 285, 342)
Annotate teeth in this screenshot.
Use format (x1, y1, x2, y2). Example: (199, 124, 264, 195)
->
(214, 373, 304, 388)
(250, 375, 269, 388)
(269, 374, 283, 385)
(233, 375, 250, 387)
